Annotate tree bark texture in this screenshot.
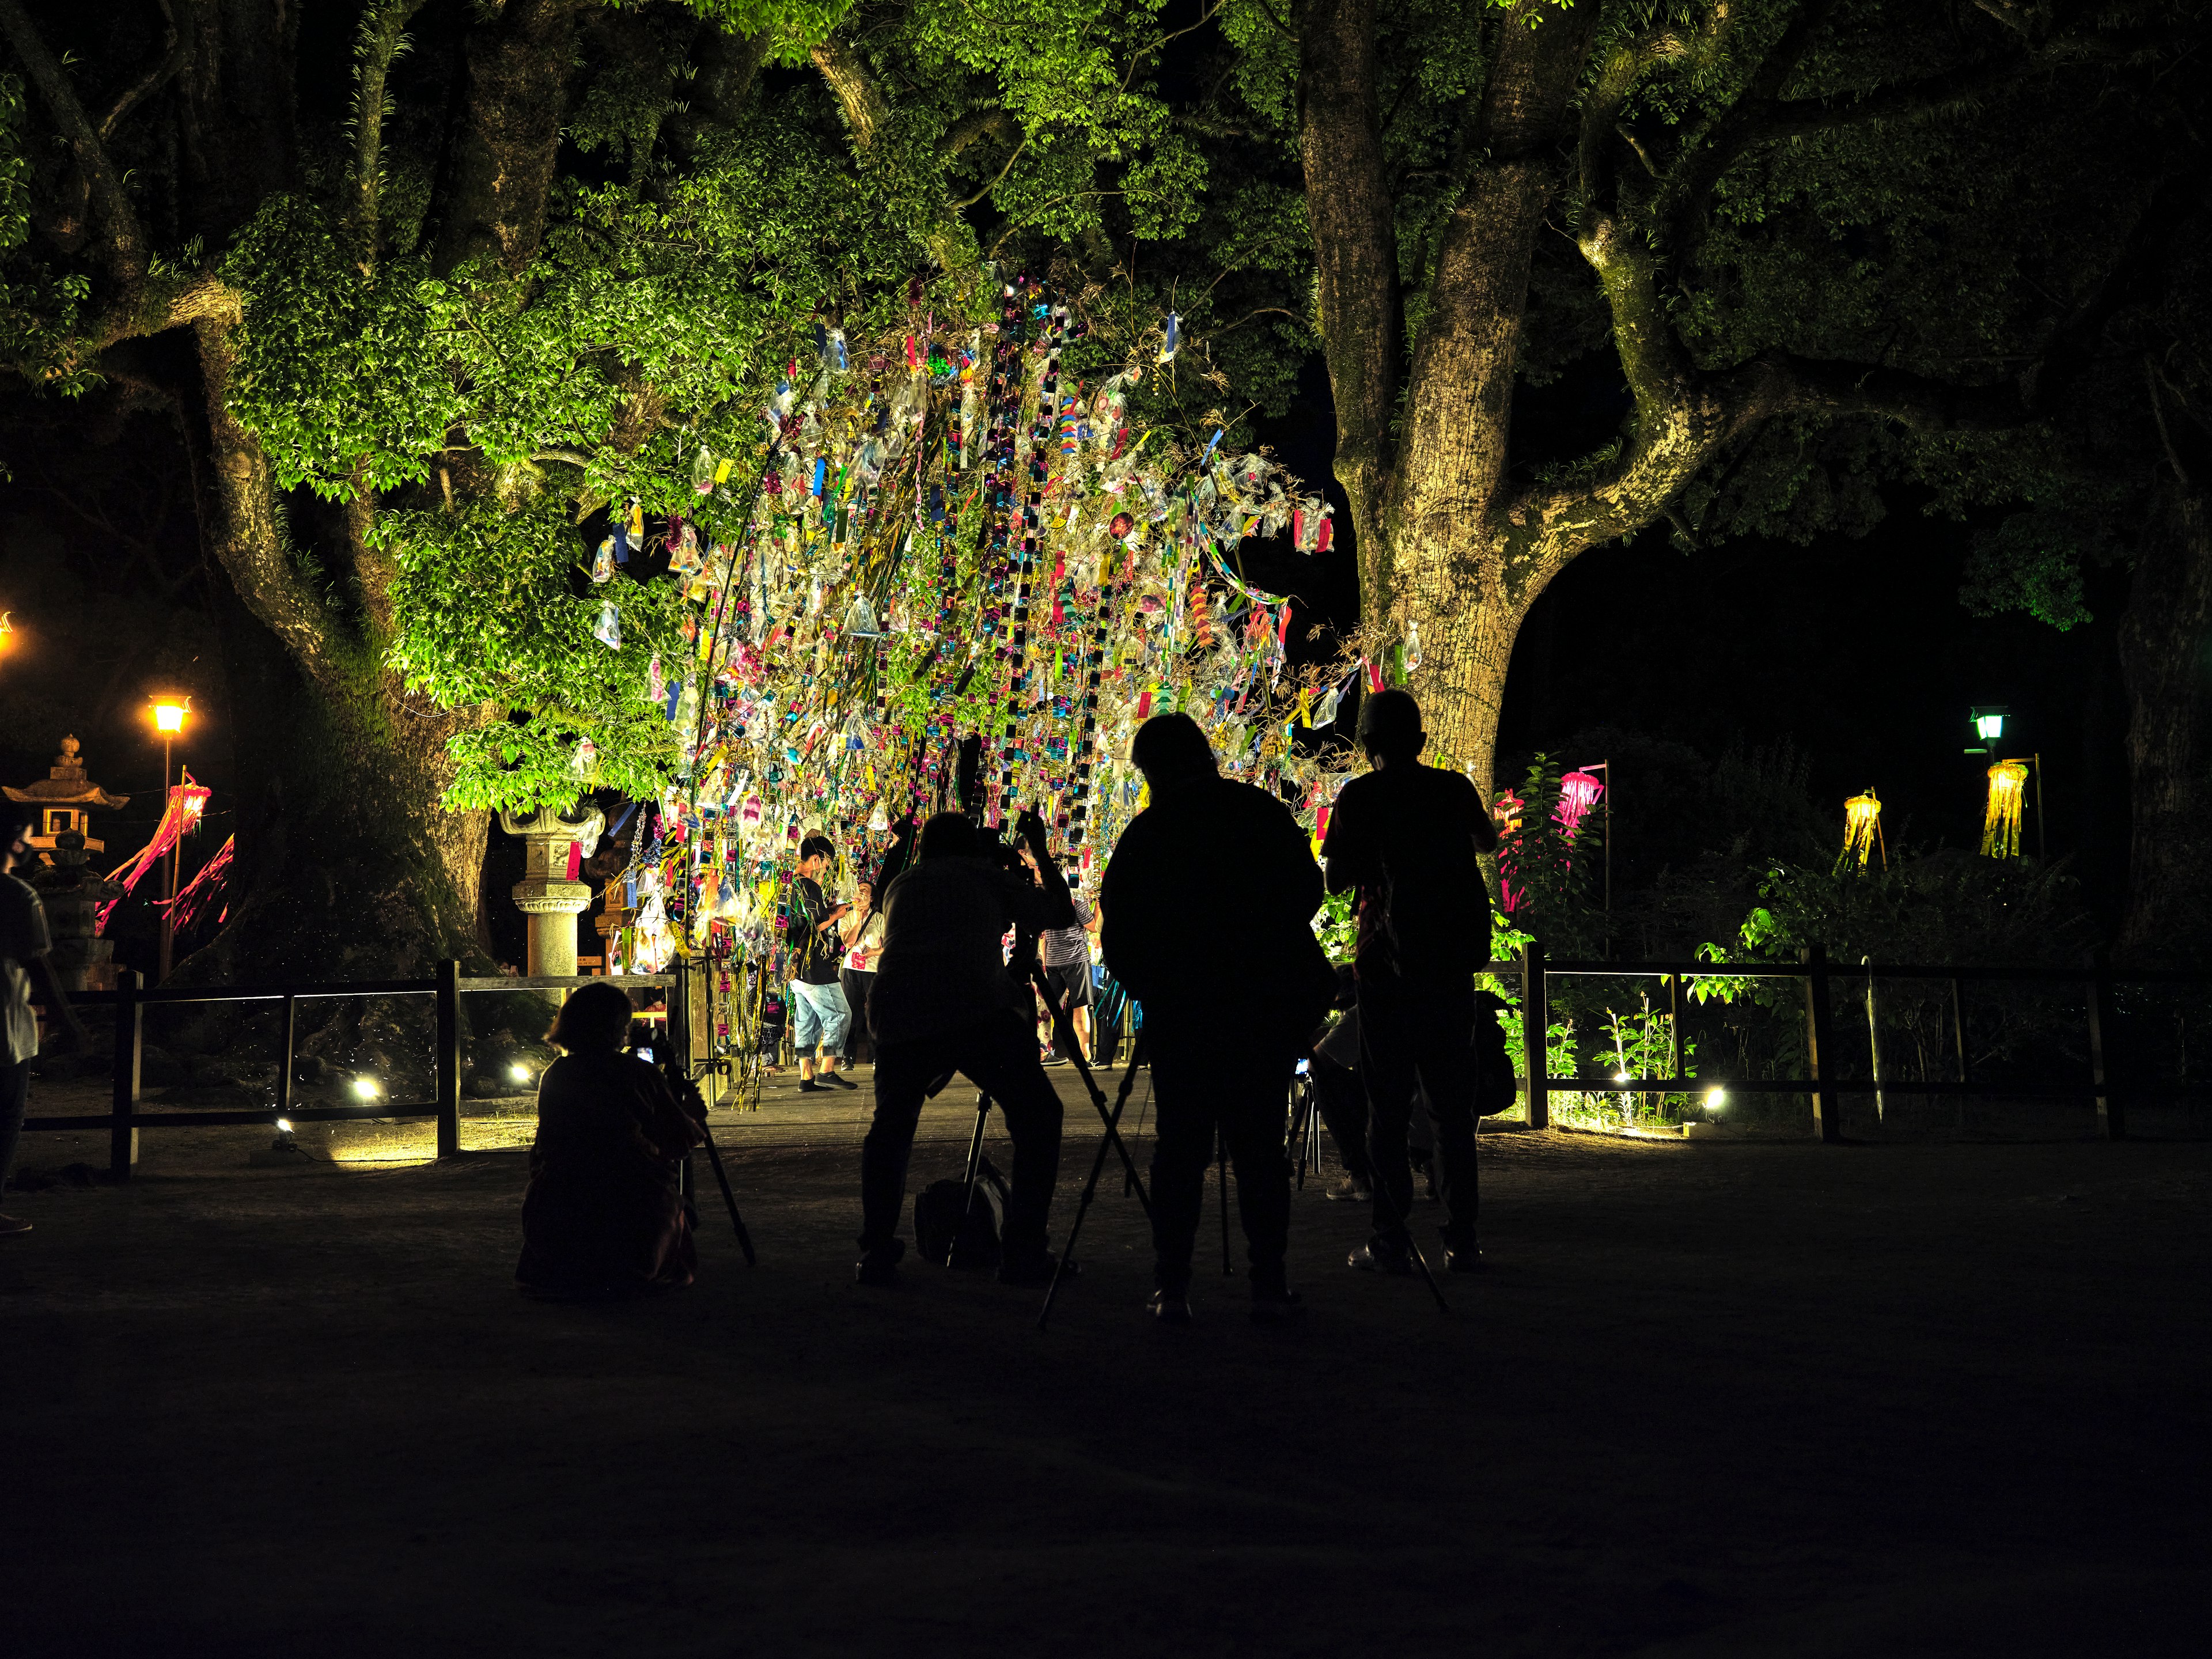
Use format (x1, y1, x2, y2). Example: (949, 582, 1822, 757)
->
(433, 0, 588, 277)
(2116, 486, 2212, 963)
(1, 0, 598, 981)
(1297, 0, 1399, 615)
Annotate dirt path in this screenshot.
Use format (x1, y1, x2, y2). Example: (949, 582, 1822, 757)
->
(2, 1082, 2206, 1658)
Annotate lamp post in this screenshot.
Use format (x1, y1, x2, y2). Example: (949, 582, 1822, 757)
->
(151, 697, 190, 982)
(1966, 705, 2043, 860)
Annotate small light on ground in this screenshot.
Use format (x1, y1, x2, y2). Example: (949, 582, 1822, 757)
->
(509, 1063, 531, 1084)
(275, 1118, 292, 1133)
(1706, 1087, 1728, 1112)
(351, 1077, 380, 1100)
(1613, 1071, 1631, 1084)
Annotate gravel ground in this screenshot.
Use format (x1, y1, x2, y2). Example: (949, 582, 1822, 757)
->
(2, 1065, 2207, 1658)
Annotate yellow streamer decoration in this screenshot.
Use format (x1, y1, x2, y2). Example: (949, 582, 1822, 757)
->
(1981, 760, 2030, 858)
(1838, 788, 1884, 872)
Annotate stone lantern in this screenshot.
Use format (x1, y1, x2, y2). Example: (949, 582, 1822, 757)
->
(499, 804, 605, 978)
(4, 737, 131, 991)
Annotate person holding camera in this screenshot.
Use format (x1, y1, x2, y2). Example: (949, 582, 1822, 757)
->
(785, 835, 855, 1093)
(516, 982, 703, 1300)
(855, 807, 1078, 1287)
(1320, 688, 1499, 1275)
(1100, 714, 1334, 1325)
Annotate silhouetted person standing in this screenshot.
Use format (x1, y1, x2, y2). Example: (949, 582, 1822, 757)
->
(1321, 688, 1499, 1274)
(1101, 713, 1334, 1324)
(858, 809, 1075, 1287)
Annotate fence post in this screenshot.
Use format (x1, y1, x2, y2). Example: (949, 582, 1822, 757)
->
(109, 967, 141, 1180)
(435, 959, 461, 1158)
(2087, 951, 2124, 1141)
(1520, 940, 1549, 1130)
(670, 957, 692, 1070)
(1802, 944, 1842, 1143)
(276, 993, 296, 1124)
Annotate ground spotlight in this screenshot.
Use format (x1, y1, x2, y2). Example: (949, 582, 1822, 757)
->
(509, 1063, 531, 1084)
(1705, 1087, 1728, 1113)
(351, 1077, 380, 1100)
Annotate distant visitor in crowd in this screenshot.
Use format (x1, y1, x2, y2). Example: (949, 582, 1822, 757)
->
(839, 878, 885, 1068)
(785, 835, 855, 1093)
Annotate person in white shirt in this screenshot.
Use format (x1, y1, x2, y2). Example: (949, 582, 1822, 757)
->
(1, 807, 90, 1235)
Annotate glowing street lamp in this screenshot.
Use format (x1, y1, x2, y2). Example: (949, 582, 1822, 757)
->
(1965, 704, 2008, 754)
(147, 696, 192, 981)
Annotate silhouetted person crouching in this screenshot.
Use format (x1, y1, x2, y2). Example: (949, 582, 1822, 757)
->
(517, 982, 703, 1300)
(1321, 688, 1499, 1274)
(1101, 714, 1335, 1324)
(858, 808, 1075, 1287)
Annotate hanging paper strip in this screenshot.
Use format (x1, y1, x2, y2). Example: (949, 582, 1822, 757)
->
(96, 772, 212, 934)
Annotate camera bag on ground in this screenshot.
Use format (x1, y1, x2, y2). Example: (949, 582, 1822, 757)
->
(914, 1156, 1009, 1269)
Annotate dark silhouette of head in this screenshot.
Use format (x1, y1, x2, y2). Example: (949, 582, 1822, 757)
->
(1131, 713, 1217, 790)
(798, 834, 835, 863)
(546, 980, 636, 1052)
(1357, 688, 1426, 765)
(918, 812, 980, 859)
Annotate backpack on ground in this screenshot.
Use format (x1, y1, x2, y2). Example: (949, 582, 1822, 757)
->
(914, 1156, 1009, 1270)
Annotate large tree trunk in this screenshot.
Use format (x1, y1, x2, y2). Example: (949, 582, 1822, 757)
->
(174, 319, 494, 984)
(2116, 484, 2212, 963)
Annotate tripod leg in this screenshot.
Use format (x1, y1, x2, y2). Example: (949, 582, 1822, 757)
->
(1373, 1150, 1449, 1315)
(695, 1119, 757, 1266)
(1032, 965, 1152, 1217)
(1037, 1098, 1122, 1332)
(952, 1091, 991, 1269)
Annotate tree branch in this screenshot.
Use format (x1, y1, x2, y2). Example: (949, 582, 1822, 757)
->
(348, 0, 432, 274)
(0, 0, 150, 283)
(1655, 0, 1843, 237)
(190, 316, 349, 689)
(96, 0, 187, 141)
(1296, 0, 1399, 611)
(811, 32, 967, 271)
(950, 135, 1028, 211)
(944, 105, 1018, 158)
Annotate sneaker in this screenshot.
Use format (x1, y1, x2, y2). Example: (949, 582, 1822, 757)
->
(1348, 1238, 1414, 1277)
(1324, 1175, 1373, 1203)
(1147, 1289, 1192, 1325)
(820, 1072, 858, 1090)
(997, 1252, 1077, 1288)
(855, 1252, 900, 1286)
(797, 1078, 823, 1093)
(1249, 1285, 1307, 1325)
(0, 1214, 31, 1236)
(1041, 1055, 1069, 1067)
(1445, 1243, 1486, 1274)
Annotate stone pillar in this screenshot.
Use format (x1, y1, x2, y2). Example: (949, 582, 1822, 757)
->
(500, 805, 604, 978)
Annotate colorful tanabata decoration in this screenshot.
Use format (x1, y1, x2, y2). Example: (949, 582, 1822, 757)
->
(1980, 761, 2029, 858)
(96, 770, 211, 934)
(1556, 770, 1604, 838)
(602, 277, 1354, 1104)
(1839, 788, 1884, 871)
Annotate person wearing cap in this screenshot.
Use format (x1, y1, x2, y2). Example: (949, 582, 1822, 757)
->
(1100, 713, 1334, 1325)
(1320, 688, 1499, 1275)
(1, 806, 90, 1234)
